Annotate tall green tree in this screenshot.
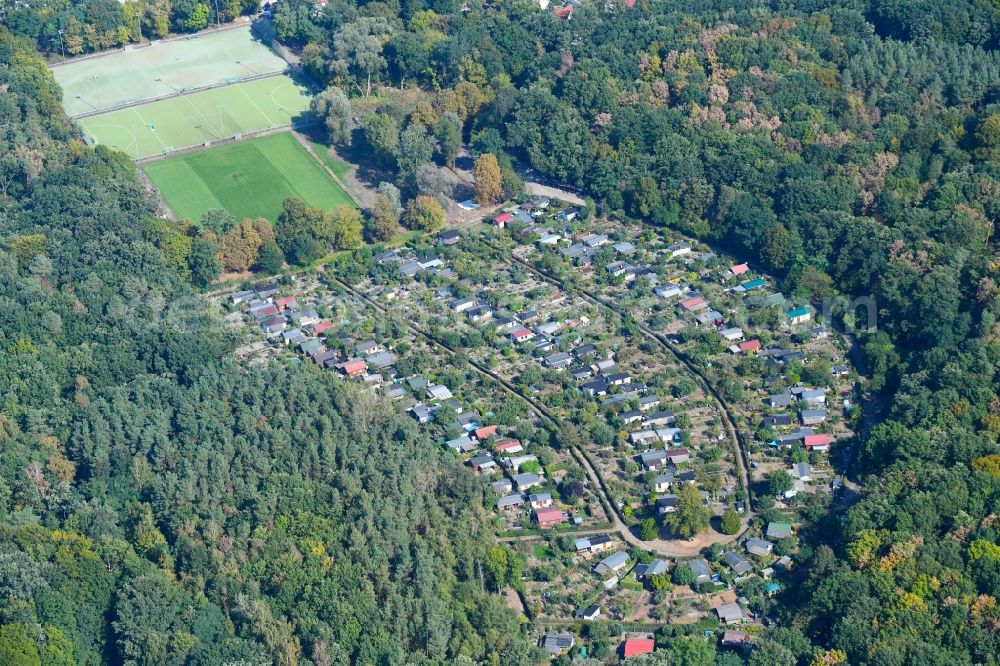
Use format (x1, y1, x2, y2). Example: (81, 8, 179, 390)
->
(668, 484, 711, 539)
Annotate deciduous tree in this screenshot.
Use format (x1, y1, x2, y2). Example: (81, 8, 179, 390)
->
(403, 195, 445, 232)
(311, 86, 353, 145)
(436, 111, 462, 167)
(473, 153, 502, 205)
(768, 469, 794, 497)
(367, 193, 400, 242)
(720, 508, 741, 535)
(667, 483, 710, 539)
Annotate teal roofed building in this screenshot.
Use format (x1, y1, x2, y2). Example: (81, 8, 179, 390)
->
(787, 307, 811, 325)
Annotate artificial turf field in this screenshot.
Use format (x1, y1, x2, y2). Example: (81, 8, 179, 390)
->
(52, 27, 288, 117)
(77, 74, 313, 160)
(142, 131, 355, 222)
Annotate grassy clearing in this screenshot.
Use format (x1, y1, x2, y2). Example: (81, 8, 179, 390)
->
(307, 138, 352, 179)
(143, 131, 355, 222)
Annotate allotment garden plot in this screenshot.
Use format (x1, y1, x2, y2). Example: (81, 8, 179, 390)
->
(52, 26, 288, 117)
(76, 75, 313, 159)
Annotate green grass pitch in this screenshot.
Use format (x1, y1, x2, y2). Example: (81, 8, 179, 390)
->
(76, 75, 313, 160)
(142, 131, 356, 223)
(52, 27, 288, 117)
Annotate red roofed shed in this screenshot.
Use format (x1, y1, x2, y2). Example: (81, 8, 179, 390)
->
(681, 296, 707, 311)
(275, 296, 297, 310)
(475, 425, 498, 441)
(804, 434, 830, 450)
(535, 507, 564, 528)
(341, 359, 367, 378)
(623, 638, 655, 657)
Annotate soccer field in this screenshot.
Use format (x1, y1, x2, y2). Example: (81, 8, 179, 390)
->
(77, 75, 313, 159)
(52, 27, 288, 117)
(142, 132, 356, 223)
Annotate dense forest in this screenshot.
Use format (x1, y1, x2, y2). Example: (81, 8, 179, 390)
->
(1, 0, 261, 56)
(282, 0, 1000, 663)
(0, 29, 540, 666)
(1, 0, 1000, 663)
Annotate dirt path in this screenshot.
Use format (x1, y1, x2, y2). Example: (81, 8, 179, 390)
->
(573, 446, 747, 556)
(497, 527, 615, 542)
(524, 182, 586, 206)
(503, 588, 530, 621)
(489, 244, 754, 516)
(326, 271, 739, 558)
(291, 131, 373, 210)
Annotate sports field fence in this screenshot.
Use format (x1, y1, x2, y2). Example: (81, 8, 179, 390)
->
(130, 117, 317, 165)
(47, 20, 254, 69)
(71, 69, 289, 120)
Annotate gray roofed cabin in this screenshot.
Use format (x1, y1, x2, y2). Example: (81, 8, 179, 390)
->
(716, 603, 744, 624)
(355, 340, 380, 355)
(656, 494, 678, 514)
(541, 633, 574, 655)
(575, 534, 613, 552)
(745, 538, 774, 557)
(410, 403, 434, 423)
(639, 395, 661, 410)
(438, 229, 461, 245)
(635, 559, 668, 578)
(799, 388, 827, 404)
(446, 435, 477, 453)
(497, 494, 523, 510)
(366, 351, 397, 369)
(544, 351, 573, 368)
(723, 552, 752, 575)
(799, 408, 827, 425)
(655, 472, 674, 492)
(689, 558, 712, 583)
(769, 392, 793, 408)
(512, 472, 542, 489)
(639, 449, 668, 470)
(594, 551, 629, 575)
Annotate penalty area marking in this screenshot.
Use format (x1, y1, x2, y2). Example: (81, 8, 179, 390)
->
(79, 120, 138, 158)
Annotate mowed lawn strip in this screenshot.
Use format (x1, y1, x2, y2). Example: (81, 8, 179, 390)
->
(143, 132, 355, 222)
(143, 156, 225, 219)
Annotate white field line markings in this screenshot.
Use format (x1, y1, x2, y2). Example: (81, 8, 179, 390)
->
(131, 107, 170, 153)
(236, 82, 277, 128)
(182, 94, 223, 139)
